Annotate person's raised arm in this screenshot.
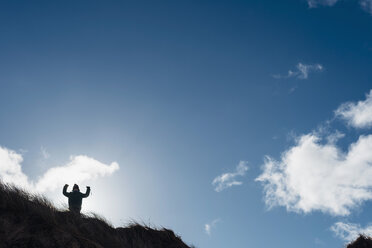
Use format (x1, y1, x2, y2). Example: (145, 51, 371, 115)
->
(82, 186, 90, 198)
(63, 184, 70, 197)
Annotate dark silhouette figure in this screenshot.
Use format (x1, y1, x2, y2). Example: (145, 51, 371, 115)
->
(63, 184, 90, 214)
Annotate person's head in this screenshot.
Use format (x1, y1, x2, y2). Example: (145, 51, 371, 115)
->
(73, 184, 79, 192)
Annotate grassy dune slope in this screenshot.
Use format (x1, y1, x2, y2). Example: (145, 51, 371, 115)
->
(0, 183, 191, 248)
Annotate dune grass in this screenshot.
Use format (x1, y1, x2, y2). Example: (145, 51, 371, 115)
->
(0, 182, 190, 248)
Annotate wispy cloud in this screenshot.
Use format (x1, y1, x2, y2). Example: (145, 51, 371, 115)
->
(360, 0, 372, 14)
(40, 146, 50, 159)
(212, 161, 249, 192)
(256, 89, 372, 216)
(307, 0, 339, 8)
(335, 89, 372, 129)
(307, 0, 372, 14)
(273, 63, 323, 80)
(0, 145, 119, 193)
(315, 237, 326, 246)
(204, 218, 221, 235)
(331, 222, 372, 242)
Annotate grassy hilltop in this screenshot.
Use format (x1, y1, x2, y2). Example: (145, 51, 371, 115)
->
(0, 182, 191, 248)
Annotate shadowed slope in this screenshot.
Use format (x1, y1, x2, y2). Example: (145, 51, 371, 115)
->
(0, 183, 191, 248)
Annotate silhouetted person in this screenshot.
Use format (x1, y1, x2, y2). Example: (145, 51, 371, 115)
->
(63, 184, 90, 214)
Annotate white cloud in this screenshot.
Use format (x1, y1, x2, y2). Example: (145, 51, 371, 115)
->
(0, 145, 119, 193)
(0, 146, 30, 189)
(331, 222, 372, 242)
(273, 63, 323, 80)
(256, 133, 372, 216)
(204, 218, 221, 235)
(35, 155, 119, 192)
(307, 0, 339, 8)
(335, 89, 372, 129)
(212, 161, 249, 192)
(360, 0, 372, 14)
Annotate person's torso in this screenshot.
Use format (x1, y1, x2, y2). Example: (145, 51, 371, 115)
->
(68, 191, 83, 206)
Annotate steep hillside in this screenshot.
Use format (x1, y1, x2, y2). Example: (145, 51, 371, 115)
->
(0, 182, 191, 248)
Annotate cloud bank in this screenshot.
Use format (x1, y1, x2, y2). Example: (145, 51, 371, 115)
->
(0, 146, 119, 193)
(335, 90, 372, 128)
(212, 161, 249, 192)
(331, 222, 372, 241)
(273, 63, 323, 80)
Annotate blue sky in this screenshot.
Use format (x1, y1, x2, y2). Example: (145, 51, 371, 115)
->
(0, 0, 372, 247)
